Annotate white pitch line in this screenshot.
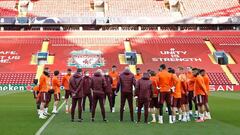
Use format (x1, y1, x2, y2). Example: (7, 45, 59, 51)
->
(35, 101, 66, 135)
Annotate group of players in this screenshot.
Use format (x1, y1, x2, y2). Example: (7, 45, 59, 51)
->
(32, 64, 211, 124)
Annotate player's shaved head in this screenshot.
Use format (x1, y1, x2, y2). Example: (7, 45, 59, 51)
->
(54, 70, 60, 76)
(159, 64, 166, 70)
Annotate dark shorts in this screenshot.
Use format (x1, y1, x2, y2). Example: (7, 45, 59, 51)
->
(188, 91, 194, 101)
(65, 90, 71, 99)
(47, 92, 52, 102)
(181, 94, 188, 105)
(159, 92, 171, 105)
(172, 97, 181, 108)
(150, 97, 159, 108)
(196, 95, 205, 106)
(40, 92, 48, 103)
(54, 93, 61, 101)
(204, 95, 209, 103)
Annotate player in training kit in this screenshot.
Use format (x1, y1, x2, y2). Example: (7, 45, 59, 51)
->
(134, 68, 143, 112)
(109, 65, 119, 112)
(44, 68, 52, 116)
(135, 73, 153, 124)
(157, 64, 174, 124)
(193, 68, 207, 122)
(178, 67, 190, 122)
(169, 69, 181, 123)
(62, 68, 72, 113)
(91, 69, 108, 122)
(187, 66, 198, 116)
(104, 69, 113, 112)
(69, 68, 83, 122)
(52, 70, 61, 114)
(39, 68, 51, 119)
(82, 70, 93, 112)
(200, 69, 212, 120)
(149, 71, 160, 123)
(32, 79, 41, 115)
(117, 67, 136, 122)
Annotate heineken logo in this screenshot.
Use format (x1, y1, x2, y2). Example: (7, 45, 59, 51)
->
(68, 49, 105, 68)
(0, 84, 32, 91)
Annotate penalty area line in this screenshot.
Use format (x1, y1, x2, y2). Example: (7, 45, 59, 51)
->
(35, 101, 66, 135)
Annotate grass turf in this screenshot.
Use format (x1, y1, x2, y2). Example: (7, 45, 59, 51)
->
(0, 91, 240, 135)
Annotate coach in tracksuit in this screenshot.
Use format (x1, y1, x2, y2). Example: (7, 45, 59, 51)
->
(82, 70, 93, 112)
(104, 70, 113, 112)
(135, 73, 153, 123)
(69, 68, 83, 122)
(91, 70, 107, 122)
(117, 68, 136, 122)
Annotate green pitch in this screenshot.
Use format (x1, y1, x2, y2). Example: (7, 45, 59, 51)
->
(0, 91, 240, 135)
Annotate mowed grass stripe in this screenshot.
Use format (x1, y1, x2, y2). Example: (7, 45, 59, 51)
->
(0, 91, 23, 96)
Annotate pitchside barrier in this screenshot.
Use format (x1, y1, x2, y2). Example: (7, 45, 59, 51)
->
(0, 84, 239, 92)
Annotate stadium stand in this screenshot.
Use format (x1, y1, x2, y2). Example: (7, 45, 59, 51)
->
(0, 31, 239, 85)
(0, 0, 239, 17)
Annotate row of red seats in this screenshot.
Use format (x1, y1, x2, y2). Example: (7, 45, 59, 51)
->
(0, 72, 232, 85)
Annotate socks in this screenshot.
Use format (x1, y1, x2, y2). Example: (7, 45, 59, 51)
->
(172, 115, 176, 123)
(53, 106, 57, 112)
(178, 114, 182, 121)
(189, 110, 193, 115)
(66, 105, 69, 111)
(187, 112, 190, 121)
(152, 114, 156, 122)
(44, 108, 48, 113)
(169, 115, 173, 124)
(158, 115, 163, 124)
(199, 113, 204, 120)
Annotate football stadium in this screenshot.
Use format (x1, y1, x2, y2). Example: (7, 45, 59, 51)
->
(0, 0, 240, 135)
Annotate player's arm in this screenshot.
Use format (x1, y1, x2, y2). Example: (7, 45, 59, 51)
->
(150, 83, 153, 99)
(132, 76, 136, 88)
(56, 79, 61, 87)
(116, 77, 121, 93)
(61, 76, 66, 87)
(32, 86, 37, 98)
(102, 77, 107, 93)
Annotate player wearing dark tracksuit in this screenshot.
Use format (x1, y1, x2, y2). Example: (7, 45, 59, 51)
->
(135, 73, 153, 123)
(91, 70, 107, 122)
(69, 69, 83, 122)
(117, 68, 136, 122)
(104, 73, 113, 112)
(82, 72, 93, 112)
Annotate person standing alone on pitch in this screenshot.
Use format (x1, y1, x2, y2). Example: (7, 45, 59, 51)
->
(62, 68, 72, 113)
(82, 70, 93, 112)
(69, 68, 83, 122)
(135, 73, 153, 124)
(91, 69, 108, 122)
(117, 67, 136, 122)
(109, 65, 119, 112)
